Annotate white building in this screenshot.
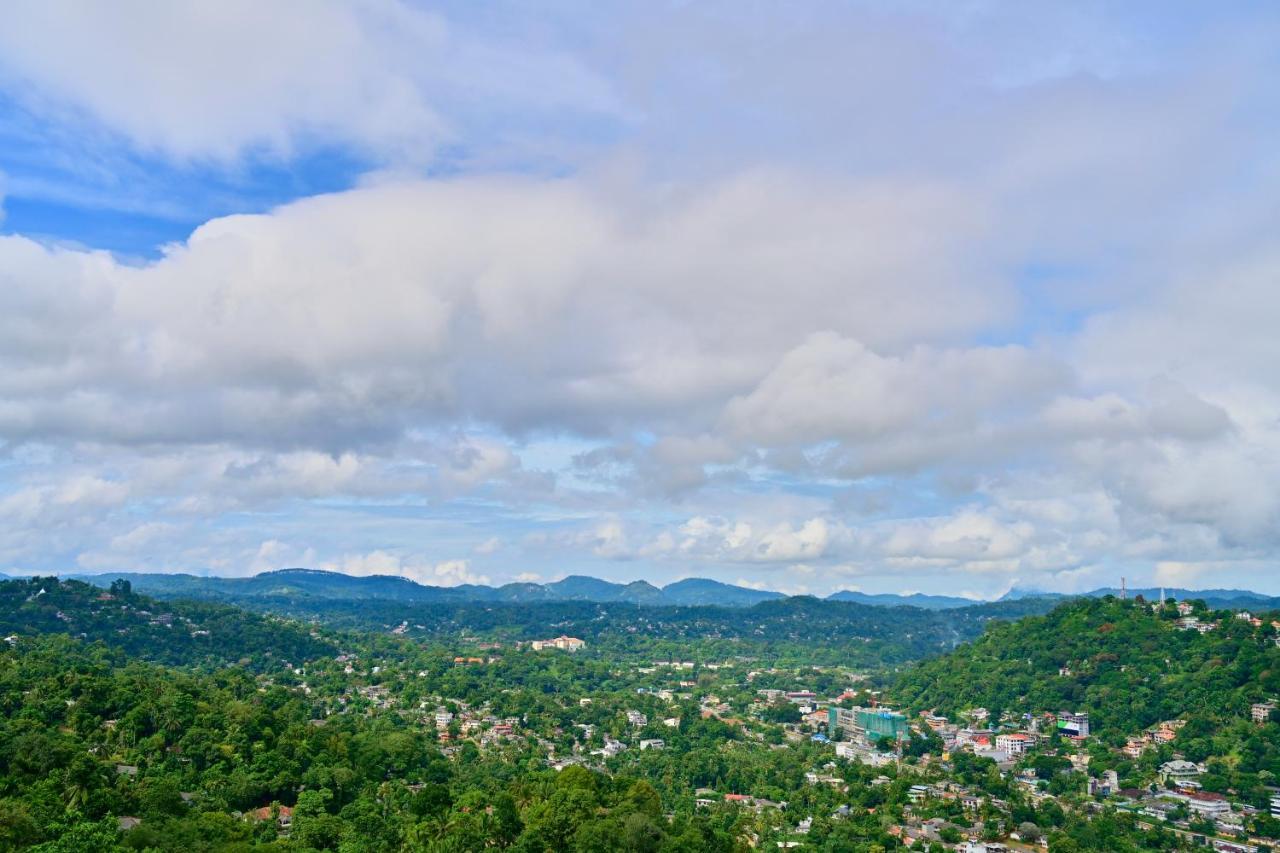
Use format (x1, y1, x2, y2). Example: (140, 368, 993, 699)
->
(995, 733, 1035, 755)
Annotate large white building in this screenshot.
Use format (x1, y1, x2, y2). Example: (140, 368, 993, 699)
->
(531, 635, 586, 651)
(994, 733, 1035, 755)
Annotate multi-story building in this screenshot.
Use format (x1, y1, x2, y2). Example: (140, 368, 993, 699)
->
(828, 706, 909, 742)
(1179, 791, 1230, 818)
(1055, 711, 1090, 738)
(531, 635, 586, 651)
(995, 733, 1035, 755)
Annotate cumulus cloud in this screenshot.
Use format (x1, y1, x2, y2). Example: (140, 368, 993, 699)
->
(2, 3, 1280, 596)
(321, 551, 489, 587)
(0, 0, 617, 163)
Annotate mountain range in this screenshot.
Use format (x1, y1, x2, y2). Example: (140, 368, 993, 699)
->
(65, 569, 787, 608)
(56, 568, 1280, 611)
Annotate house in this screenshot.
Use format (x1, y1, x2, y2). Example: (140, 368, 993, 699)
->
(1088, 770, 1120, 797)
(626, 710, 648, 727)
(1251, 702, 1276, 724)
(248, 805, 294, 828)
(639, 739, 665, 750)
(1160, 759, 1204, 784)
(907, 785, 932, 803)
(117, 817, 142, 831)
(1123, 738, 1147, 758)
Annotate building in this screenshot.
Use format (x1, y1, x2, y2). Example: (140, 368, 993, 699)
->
(1180, 791, 1230, 818)
(639, 739, 665, 750)
(531, 635, 586, 652)
(1088, 770, 1120, 797)
(829, 706, 909, 742)
(626, 710, 648, 727)
(1270, 795, 1280, 819)
(995, 733, 1035, 755)
(435, 711, 454, 728)
(1252, 702, 1276, 724)
(1055, 711, 1090, 738)
(907, 785, 932, 802)
(1160, 760, 1205, 784)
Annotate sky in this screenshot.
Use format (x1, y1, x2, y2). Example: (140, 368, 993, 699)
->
(1, 1, 1279, 597)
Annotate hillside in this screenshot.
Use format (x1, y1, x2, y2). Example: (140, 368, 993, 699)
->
(892, 595, 1280, 737)
(0, 577, 334, 669)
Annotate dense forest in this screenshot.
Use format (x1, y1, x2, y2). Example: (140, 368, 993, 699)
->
(134, 590, 1058, 667)
(0, 577, 1271, 851)
(0, 578, 333, 670)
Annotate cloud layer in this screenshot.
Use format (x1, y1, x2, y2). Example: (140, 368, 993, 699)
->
(1, 2, 1279, 594)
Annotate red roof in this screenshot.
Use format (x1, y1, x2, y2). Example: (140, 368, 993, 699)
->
(249, 805, 294, 821)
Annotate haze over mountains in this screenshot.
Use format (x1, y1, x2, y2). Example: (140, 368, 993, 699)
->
(61, 568, 1280, 612)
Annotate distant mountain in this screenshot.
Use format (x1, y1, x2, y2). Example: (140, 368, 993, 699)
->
(1001, 585, 1280, 610)
(826, 590, 977, 610)
(65, 570, 1280, 613)
(69, 569, 784, 608)
(662, 577, 784, 607)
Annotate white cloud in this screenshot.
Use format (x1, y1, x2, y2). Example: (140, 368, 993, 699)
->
(0, 0, 617, 163)
(2, 3, 1280, 596)
(320, 550, 489, 587)
(474, 537, 502, 555)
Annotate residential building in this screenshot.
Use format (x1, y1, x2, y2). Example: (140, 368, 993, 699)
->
(1160, 760, 1205, 784)
(1252, 702, 1276, 724)
(995, 733, 1035, 755)
(639, 739, 665, 750)
(1055, 711, 1090, 737)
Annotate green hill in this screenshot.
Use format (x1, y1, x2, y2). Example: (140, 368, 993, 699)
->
(0, 576, 334, 670)
(892, 595, 1280, 736)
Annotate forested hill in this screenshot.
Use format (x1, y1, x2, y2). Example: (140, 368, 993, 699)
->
(170, 590, 1059, 666)
(891, 595, 1280, 736)
(0, 577, 334, 669)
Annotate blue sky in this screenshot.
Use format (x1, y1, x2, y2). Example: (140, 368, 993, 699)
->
(2, 1, 1280, 596)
